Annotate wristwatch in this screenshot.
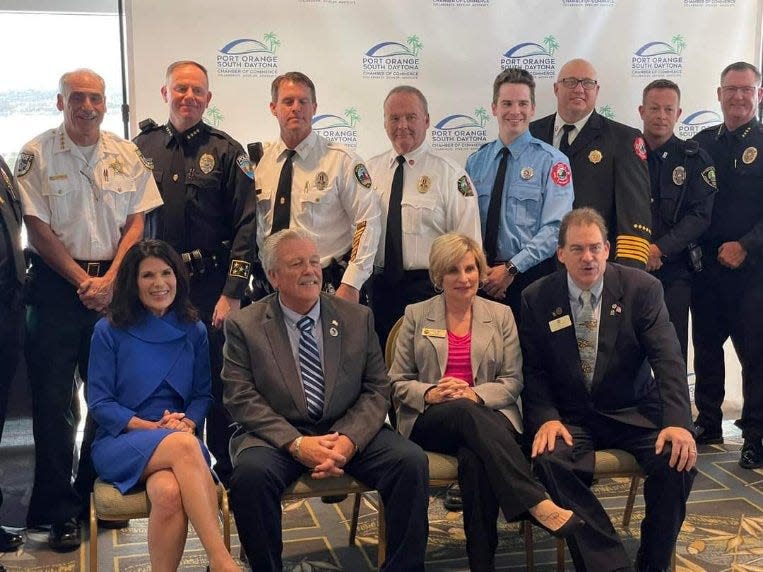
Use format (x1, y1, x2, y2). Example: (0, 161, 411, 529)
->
(504, 261, 519, 276)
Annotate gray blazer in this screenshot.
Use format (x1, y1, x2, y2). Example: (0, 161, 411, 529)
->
(222, 293, 389, 462)
(390, 294, 524, 439)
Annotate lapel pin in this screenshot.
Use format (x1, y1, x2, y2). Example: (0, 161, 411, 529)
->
(329, 327, 339, 337)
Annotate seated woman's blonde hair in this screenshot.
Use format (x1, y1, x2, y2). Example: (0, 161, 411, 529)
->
(428, 233, 488, 290)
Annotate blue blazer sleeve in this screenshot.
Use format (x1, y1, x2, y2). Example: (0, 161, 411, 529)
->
(185, 321, 213, 427)
(87, 319, 138, 437)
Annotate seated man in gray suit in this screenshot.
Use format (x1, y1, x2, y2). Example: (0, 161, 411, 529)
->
(222, 228, 429, 572)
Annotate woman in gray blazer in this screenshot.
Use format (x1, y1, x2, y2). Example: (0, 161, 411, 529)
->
(390, 233, 582, 571)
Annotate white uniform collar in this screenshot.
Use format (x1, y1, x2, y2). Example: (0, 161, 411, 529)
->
(276, 130, 318, 162)
(387, 141, 429, 169)
(553, 110, 594, 138)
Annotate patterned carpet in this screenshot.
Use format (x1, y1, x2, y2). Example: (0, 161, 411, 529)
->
(1, 422, 762, 571)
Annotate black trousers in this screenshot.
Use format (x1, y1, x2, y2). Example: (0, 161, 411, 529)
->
(229, 427, 429, 572)
(369, 270, 435, 351)
(483, 257, 556, 324)
(410, 400, 547, 572)
(656, 272, 691, 363)
(532, 416, 695, 572)
(24, 261, 100, 526)
(189, 270, 236, 487)
(0, 285, 23, 513)
(691, 260, 763, 438)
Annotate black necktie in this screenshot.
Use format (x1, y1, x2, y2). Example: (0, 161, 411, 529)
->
(484, 147, 509, 265)
(559, 124, 575, 157)
(384, 155, 406, 284)
(271, 149, 297, 234)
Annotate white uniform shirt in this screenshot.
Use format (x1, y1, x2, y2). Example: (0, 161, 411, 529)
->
(17, 125, 162, 260)
(254, 131, 381, 290)
(367, 142, 482, 270)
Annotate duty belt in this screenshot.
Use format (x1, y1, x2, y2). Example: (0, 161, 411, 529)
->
(180, 248, 224, 278)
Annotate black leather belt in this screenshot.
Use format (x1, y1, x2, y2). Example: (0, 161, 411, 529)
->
(180, 248, 224, 277)
(373, 266, 430, 281)
(74, 259, 112, 277)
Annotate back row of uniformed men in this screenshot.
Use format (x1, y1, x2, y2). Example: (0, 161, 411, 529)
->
(0, 56, 760, 556)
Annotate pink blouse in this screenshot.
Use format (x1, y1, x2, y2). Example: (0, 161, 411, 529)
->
(443, 330, 473, 387)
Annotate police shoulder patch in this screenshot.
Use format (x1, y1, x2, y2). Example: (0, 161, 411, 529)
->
(16, 152, 34, 177)
(354, 163, 372, 188)
(457, 175, 474, 197)
(236, 154, 254, 180)
(702, 166, 717, 189)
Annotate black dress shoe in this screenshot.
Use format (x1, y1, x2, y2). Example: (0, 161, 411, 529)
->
(443, 483, 463, 511)
(530, 512, 585, 539)
(0, 528, 23, 552)
(693, 422, 723, 445)
(739, 439, 763, 469)
(320, 495, 348, 504)
(49, 518, 81, 551)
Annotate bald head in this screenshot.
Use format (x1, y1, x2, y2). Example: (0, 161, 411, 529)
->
(554, 58, 600, 123)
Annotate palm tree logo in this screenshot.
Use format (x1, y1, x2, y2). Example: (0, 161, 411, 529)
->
(344, 107, 360, 128)
(598, 105, 615, 120)
(670, 34, 686, 55)
(204, 106, 224, 126)
(406, 35, 423, 57)
(264, 32, 280, 54)
(474, 107, 489, 128)
(542, 35, 559, 56)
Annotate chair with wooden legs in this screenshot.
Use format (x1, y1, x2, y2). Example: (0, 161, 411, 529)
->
(89, 477, 231, 572)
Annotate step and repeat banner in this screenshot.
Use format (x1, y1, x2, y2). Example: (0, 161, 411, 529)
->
(126, 0, 762, 165)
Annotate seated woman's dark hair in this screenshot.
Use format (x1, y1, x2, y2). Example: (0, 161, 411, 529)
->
(109, 239, 197, 327)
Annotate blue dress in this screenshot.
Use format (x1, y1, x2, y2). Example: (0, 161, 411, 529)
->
(87, 311, 213, 493)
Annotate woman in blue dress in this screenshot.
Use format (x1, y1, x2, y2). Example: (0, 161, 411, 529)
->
(88, 239, 239, 572)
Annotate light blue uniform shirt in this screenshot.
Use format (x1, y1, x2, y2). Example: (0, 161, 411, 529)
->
(465, 131, 574, 272)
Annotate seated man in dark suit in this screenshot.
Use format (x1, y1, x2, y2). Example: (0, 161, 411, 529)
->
(222, 228, 429, 572)
(519, 208, 696, 572)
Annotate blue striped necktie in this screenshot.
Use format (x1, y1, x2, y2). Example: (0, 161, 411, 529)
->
(297, 316, 325, 420)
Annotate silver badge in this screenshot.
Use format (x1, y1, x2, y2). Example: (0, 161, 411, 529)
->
(672, 166, 686, 186)
(520, 167, 534, 180)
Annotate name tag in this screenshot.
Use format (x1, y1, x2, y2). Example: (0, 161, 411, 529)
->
(549, 315, 572, 332)
(49, 174, 68, 181)
(422, 327, 447, 338)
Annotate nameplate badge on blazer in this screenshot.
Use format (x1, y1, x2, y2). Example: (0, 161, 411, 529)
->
(422, 327, 447, 338)
(549, 315, 572, 332)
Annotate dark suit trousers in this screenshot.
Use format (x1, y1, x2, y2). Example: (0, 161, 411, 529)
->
(230, 427, 429, 572)
(410, 400, 547, 572)
(691, 260, 763, 438)
(657, 272, 691, 363)
(0, 284, 23, 511)
(532, 417, 695, 571)
(368, 270, 435, 352)
(24, 261, 99, 526)
(190, 270, 235, 486)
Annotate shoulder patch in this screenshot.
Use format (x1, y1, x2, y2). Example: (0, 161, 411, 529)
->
(702, 166, 717, 189)
(134, 147, 154, 170)
(550, 161, 572, 186)
(15, 152, 34, 177)
(633, 136, 647, 161)
(354, 163, 372, 189)
(457, 175, 474, 197)
(236, 154, 254, 180)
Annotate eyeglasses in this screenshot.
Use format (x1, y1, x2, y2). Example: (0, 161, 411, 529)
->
(559, 77, 598, 90)
(720, 85, 758, 96)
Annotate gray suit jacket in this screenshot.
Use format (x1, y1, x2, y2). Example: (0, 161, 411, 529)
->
(222, 292, 389, 462)
(390, 294, 524, 439)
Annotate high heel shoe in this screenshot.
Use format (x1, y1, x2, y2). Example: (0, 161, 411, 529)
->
(530, 512, 585, 538)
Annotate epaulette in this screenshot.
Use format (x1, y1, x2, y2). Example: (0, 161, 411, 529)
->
(138, 118, 160, 133)
(682, 139, 699, 157)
